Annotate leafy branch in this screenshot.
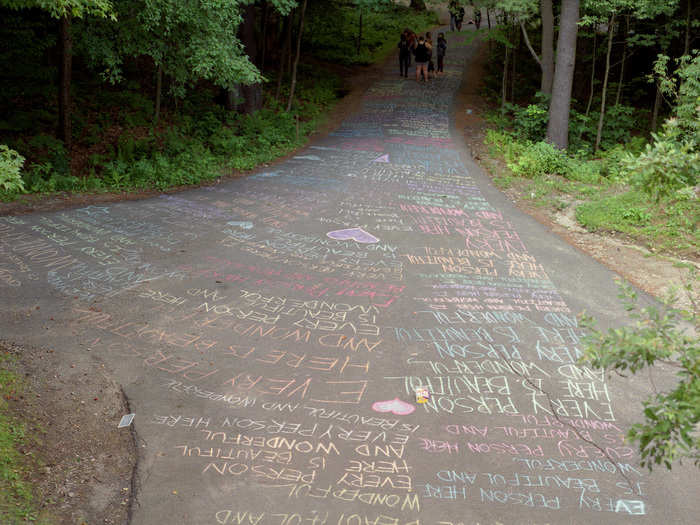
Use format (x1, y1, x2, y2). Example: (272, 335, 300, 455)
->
(579, 272, 699, 470)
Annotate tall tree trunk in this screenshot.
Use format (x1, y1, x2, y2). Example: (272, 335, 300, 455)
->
(58, 15, 72, 150)
(486, 8, 491, 30)
(260, 1, 269, 73)
(275, 12, 293, 101)
(546, 0, 580, 149)
(685, 0, 691, 55)
(154, 63, 162, 125)
(540, 0, 554, 95)
(287, 0, 308, 113)
(651, 84, 662, 132)
(511, 30, 518, 101)
(615, 15, 629, 106)
(239, 3, 262, 114)
(585, 33, 597, 117)
(357, 11, 363, 55)
(595, 13, 615, 152)
(501, 43, 510, 112)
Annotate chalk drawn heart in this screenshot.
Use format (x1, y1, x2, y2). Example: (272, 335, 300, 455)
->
(371, 398, 415, 416)
(326, 227, 379, 244)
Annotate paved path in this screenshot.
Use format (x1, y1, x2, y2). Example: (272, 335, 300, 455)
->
(1, 32, 698, 524)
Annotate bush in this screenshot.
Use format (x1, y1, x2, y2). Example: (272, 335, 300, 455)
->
(0, 145, 25, 195)
(625, 119, 700, 200)
(511, 102, 549, 142)
(507, 141, 571, 178)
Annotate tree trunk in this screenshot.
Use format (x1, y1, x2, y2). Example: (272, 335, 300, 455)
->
(486, 8, 491, 30)
(58, 15, 72, 150)
(540, 0, 554, 95)
(287, 0, 308, 113)
(684, 0, 692, 55)
(501, 43, 510, 112)
(275, 12, 293, 101)
(651, 84, 662, 132)
(260, 1, 269, 73)
(595, 13, 615, 152)
(585, 33, 596, 117)
(511, 30, 518, 101)
(154, 63, 162, 125)
(546, 0, 580, 150)
(615, 15, 629, 106)
(239, 3, 262, 114)
(357, 11, 363, 55)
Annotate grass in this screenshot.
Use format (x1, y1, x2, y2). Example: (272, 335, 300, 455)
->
(484, 128, 699, 259)
(0, 354, 42, 524)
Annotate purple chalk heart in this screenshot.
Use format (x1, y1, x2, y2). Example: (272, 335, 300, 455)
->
(372, 398, 415, 416)
(326, 227, 379, 244)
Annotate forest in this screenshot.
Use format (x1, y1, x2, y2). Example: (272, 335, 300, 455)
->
(0, 0, 698, 255)
(0, 0, 437, 195)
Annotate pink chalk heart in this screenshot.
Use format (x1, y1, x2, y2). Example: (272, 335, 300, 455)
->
(371, 398, 415, 416)
(326, 227, 379, 244)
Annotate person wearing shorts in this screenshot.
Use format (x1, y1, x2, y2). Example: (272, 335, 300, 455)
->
(413, 36, 430, 82)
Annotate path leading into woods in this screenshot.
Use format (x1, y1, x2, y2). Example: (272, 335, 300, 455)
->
(1, 31, 699, 525)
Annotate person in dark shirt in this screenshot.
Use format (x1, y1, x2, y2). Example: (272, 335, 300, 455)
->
(398, 32, 411, 78)
(413, 36, 430, 82)
(436, 33, 447, 75)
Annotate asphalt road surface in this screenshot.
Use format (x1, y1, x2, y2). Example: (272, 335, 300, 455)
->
(1, 31, 698, 525)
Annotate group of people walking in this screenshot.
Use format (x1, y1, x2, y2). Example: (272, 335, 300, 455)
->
(398, 29, 447, 82)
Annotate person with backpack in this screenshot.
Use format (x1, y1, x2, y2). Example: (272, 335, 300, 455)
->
(448, 0, 460, 32)
(413, 36, 430, 82)
(456, 5, 465, 30)
(398, 32, 411, 78)
(436, 33, 447, 75)
(425, 32, 435, 80)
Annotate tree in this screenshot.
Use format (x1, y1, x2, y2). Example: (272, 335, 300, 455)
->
(286, 0, 307, 111)
(79, 1, 295, 119)
(511, 0, 554, 95)
(1, 0, 115, 150)
(546, 0, 580, 149)
(581, 277, 699, 470)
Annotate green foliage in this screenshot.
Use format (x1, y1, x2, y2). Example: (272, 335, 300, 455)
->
(304, 2, 438, 66)
(13, 64, 342, 195)
(0, 145, 25, 195)
(499, 99, 639, 152)
(580, 277, 699, 470)
(79, 0, 261, 95)
(510, 102, 549, 141)
(625, 52, 700, 200)
(575, 188, 698, 255)
(508, 140, 572, 178)
(625, 119, 700, 200)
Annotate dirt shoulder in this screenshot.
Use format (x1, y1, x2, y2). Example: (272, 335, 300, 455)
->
(1, 339, 136, 524)
(455, 40, 698, 309)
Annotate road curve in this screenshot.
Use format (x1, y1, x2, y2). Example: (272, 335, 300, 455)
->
(1, 30, 698, 525)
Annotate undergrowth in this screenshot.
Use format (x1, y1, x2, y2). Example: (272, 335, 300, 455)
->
(0, 353, 42, 524)
(485, 128, 699, 258)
